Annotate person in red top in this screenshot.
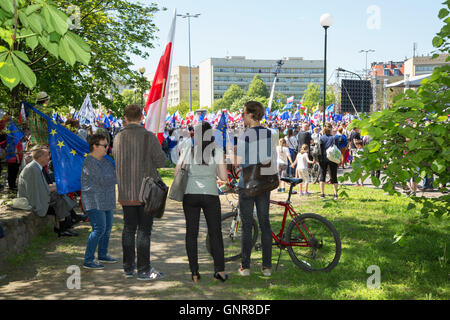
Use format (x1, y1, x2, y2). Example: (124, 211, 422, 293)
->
(7, 137, 24, 190)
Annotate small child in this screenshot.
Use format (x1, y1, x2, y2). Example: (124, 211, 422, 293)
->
(291, 144, 314, 195)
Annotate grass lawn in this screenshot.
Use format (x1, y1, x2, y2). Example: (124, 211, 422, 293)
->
(4, 167, 449, 300)
(211, 184, 449, 300)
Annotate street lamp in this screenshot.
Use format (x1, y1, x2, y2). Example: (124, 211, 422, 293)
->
(359, 49, 375, 79)
(320, 13, 333, 127)
(139, 67, 146, 108)
(177, 12, 200, 112)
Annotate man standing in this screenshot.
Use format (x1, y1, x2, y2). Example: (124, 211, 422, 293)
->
(113, 104, 167, 280)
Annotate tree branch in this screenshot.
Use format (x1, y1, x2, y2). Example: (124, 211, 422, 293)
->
(28, 52, 48, 67)
(32, 60, 63, 72)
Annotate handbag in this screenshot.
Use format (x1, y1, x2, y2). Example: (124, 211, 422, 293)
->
(139, 173, 168, 219)
(243, 161, 279, 197)
(168, 147, 192, 202)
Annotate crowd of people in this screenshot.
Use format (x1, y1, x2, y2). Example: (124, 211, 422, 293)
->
(1, 94, 439, 283)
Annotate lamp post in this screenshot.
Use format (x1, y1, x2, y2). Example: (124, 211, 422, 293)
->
(138, 67, 146, 108)
(177, 12, 200, 112)
(359, 49, 375, 79)
(320, 13, 333, 127)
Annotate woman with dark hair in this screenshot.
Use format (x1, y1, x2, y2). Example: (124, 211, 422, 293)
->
(81, 133, 117, 269)
(175, 121, 228, 283)
(319, 124, 339, 200)
(284, 128, 297, 177)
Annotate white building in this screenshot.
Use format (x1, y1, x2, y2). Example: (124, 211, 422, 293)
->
(199, 56, 324, 109)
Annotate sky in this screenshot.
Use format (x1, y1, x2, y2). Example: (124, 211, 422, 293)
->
(131, 0, 444, 84)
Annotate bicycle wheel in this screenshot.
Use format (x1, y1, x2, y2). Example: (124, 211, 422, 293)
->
(206, 210, 258, 262)
(286, 213, 341, 272)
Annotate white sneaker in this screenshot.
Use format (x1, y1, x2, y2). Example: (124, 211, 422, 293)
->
(261, 267, 272, 276)
(238, 267, 250, 276)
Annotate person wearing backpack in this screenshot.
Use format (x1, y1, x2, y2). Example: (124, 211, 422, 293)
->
(335, 127, 348, 169)
(319, 124, 339, 200)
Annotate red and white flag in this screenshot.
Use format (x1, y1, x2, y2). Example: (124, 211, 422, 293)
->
(144, 10, 177, 143)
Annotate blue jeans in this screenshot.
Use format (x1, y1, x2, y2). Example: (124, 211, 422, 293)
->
(84, 209, 114, 264)
(238, 189, 272, 269)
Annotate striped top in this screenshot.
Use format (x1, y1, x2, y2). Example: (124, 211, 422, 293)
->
(81, 155, 117, 211)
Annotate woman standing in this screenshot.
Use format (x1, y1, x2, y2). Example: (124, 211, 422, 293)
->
(335, 127, 348, 169)
(81, 133, 117, 270)
(284, 129, 297, 177)
(319, 124, 339, 200)
(276, 138, 292, 192)
(176, 121, 228, 283)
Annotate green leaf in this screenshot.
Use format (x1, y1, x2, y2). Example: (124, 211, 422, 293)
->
(28, 13, 43, 34)
(0, 55, 20, 90)
(371, 175, 381, 187)
(65, 32, 90, 65)
(11, 53, 36, 89)
(432, 36, 444, 48)
(0, 45, 7, 52)
(58, 36, 76, 66)
(38, 35, 58, 58)
(18, 11, 30, 28)
(438, 8, 449, 19)
(0, 0, 14, 15)
(13, 50, 30, 63)
(42, 5, 69, 36)
(0, 27, 14, 48)
(22, 28, 38, 50)
(431, 159, 445, 173)
(25, 4, 42, 16)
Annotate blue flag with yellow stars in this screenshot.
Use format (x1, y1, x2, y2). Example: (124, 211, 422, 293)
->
(23, 102, 114, 195)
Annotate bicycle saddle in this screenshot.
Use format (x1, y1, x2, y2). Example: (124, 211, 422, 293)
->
(281, 177, 303, 186)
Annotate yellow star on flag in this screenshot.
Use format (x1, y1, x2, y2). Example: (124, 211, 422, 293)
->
(57, 140, 65, 148)
(84, 153, 87, 157)
(50, 129, 57, 136)
(70, 149, 77, 156)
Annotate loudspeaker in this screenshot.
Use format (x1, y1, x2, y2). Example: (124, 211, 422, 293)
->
(341, 80, 373, 113)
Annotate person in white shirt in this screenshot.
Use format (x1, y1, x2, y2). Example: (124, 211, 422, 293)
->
(291, 144, 314, 195)
(276, 138, 292, 192)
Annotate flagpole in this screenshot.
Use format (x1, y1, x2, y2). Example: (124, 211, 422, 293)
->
(156, 78, 166, 137)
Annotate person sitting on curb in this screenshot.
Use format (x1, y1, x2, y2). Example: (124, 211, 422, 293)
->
(17, 147, 77, 237)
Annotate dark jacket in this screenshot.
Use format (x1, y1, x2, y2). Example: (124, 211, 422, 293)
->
(113, 124, 167, 205)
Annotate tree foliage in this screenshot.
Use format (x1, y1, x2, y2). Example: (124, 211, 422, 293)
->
(0, 0, 162, 117)
(341, 2, 450, 220)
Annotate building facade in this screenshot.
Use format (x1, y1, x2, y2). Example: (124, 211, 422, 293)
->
(146, 66, 199, 108)
(370, 61, 405, 77)
(199, 56, 324, 108)
(403, 54, 449, 78)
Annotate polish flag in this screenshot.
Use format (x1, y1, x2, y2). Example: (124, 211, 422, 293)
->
(144, 10, 177, 144)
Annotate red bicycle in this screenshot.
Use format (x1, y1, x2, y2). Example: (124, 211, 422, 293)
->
(207, 177, 341, 272)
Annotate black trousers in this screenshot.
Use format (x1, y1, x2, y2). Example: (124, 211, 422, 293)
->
(7, 162, 20, 189)
(122, 205, 154, 274)
(182, 194, 225, 274)
(319, 160, 338, 184)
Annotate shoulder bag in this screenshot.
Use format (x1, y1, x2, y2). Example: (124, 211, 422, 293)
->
(168, 146, 192, 202)
(326, 136, 341, 164)
(139, 171, 168, 219)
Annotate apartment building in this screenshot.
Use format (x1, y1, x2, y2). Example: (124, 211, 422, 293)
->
(146, 66, 199, 108)
(199, 56, 324, 108)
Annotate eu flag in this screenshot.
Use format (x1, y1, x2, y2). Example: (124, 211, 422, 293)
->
(23, 102, 114, 195)
(6, 119, 24, 162)
(214, 111, 228, 151)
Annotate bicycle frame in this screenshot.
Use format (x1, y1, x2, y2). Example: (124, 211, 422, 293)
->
(270, 195, 314, 248)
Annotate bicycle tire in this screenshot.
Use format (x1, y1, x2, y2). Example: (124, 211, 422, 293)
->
(206, 210, 259, 262)
(286, 213, 341, 272)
